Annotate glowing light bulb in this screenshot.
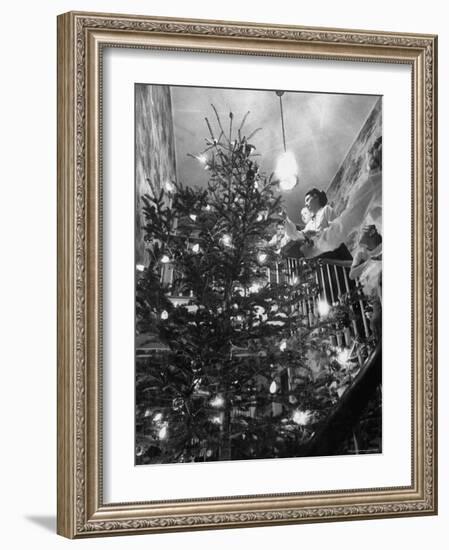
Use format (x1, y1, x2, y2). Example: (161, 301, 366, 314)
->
(189, 214, 197, 222)
(280, 340, 287, 352)
(336, 347, 351, 367)
(222, 234, 232, 247)
(158, 426, 167, 439)
(164, 180, 175, 193)
(136, 264, 145, 272)
(275, 151, 299, 191)
(269, 381, 277, 394)
(160, 255, 170, 264)
(317, 299, 331, 317)
(197, 154, 207, 165)
(210, 395, 225, 408)
(292, 409, 312, 426)
(257, 213, 263, 222)
(205, 204, 211, 211)
(161, 310, 168, 320)
(258, 252, 267, 263)
(153, 413, 162, 422)
(192, 243, 200, 254)
(211, 415, 222, 425)
(144, 408, 151, 417)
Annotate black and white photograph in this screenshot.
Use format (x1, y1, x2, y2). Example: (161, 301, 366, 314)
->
(134, 83, 383, 465)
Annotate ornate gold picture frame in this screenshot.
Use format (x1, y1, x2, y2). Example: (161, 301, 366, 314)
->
(57, 11, 437, 538)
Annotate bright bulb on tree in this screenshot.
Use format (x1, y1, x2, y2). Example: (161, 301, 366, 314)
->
(336, 347, 351, 367)
(161, 310, 168, 320)
(153, 413, 163, 422)
(160, 255, 170, 264)
(269, 381, 277, 394)
(317, 299, 331, 317)
(275, 151, 299, 191)
(136, 264, 145, 272)
(292, 409, 312, 426)
(210, 395, 225, 408)
(164, 180, 175, 193)
(279, 340, 287, 351)
(258, 252, 267, 263)
(222, 234, 232, 247)
(192, 243, 200, 254)
(189, 214, 197, 222)
(158, 426, 167, 439)
(197, 154, 207, 164)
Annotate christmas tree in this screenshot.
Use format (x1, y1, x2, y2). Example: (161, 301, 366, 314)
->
(135, 108, 380, 464)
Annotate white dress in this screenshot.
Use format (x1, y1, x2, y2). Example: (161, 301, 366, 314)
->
(284, 204, 335, 242)
(304, 204, 335, 233)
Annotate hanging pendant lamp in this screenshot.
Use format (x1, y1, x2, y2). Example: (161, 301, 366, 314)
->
(274, 91, 299, 191)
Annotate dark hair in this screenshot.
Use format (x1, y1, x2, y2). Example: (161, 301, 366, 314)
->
(304, 188, 328, 207)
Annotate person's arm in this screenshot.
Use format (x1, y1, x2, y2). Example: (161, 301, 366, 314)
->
(284, 217, 305, 241)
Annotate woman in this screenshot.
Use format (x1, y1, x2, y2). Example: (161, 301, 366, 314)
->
(304, 138, 382, 258)
(283, 188, 335, 245)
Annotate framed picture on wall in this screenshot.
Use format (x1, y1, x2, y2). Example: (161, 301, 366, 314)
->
(57, 11, 437, 538)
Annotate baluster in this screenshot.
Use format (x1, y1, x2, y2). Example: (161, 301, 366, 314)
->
(315, 270, 321, 312)
(344, 326, 352, 347)
(319, 264, 328, 304)
(326, 263, 336, 304)
(356, 279, 370, 339)
(342, 266, 361, 339)
(334, 264, 342, 301)
(336, 331, 344, 347)
(308, 288, 314, 326)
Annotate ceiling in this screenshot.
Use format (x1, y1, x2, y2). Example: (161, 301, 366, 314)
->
(171, 85, 378, 222)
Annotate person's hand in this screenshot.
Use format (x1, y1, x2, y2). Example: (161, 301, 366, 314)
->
(284, 218, 302, 240)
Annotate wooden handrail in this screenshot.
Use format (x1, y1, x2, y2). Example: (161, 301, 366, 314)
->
(299, 342, 382, 457)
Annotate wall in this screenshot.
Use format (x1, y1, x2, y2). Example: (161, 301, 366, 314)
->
(0, 1, 446, 550)
(135, 84, 177, 265)
(327, 98, 382, 216)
